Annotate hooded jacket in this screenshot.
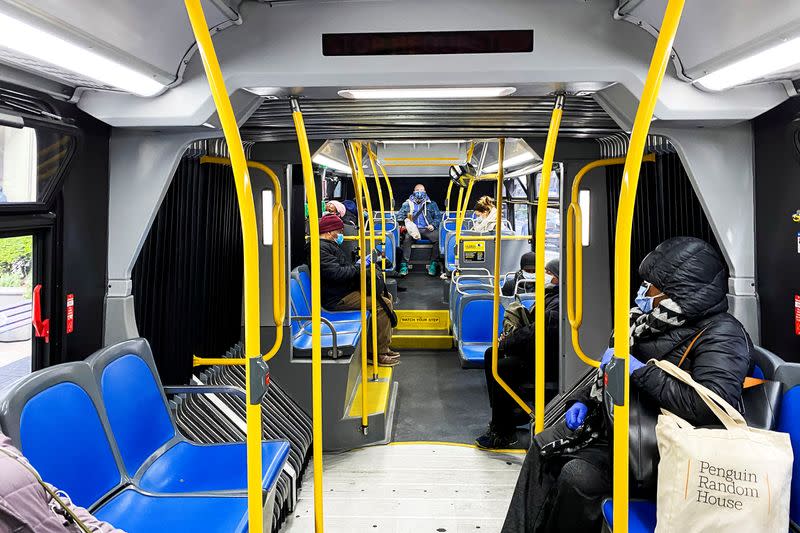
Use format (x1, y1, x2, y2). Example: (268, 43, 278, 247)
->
(307, 238, 361, 309)
(396, 196, 442, 230)
(576, 236, 753, 426)
(0, 433, 123, 532)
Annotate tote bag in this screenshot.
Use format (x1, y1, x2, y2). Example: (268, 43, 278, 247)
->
(653, 359, 792, 533)
(405, 219, 421, 240)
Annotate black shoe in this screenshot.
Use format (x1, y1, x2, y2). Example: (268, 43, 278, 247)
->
(475, 428, 518, 450)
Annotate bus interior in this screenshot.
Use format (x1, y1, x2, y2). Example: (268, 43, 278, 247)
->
(0, 1, 799, 532)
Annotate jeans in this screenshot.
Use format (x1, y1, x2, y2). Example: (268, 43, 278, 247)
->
(335, 291, 394, 354)
(400, 228, 439, 262)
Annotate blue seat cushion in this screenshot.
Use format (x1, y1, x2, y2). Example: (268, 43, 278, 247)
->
(139, 440, 290, 494)
(602, 499, 657, 532)
(95, 488, 249, 533)
(459, 343, 490, 367)
(293, 329, 361, 350)
(416, 238, 432, 244)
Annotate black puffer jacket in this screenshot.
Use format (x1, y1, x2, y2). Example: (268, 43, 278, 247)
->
(306, 238, 360, 309)
(500, 285, 560, 384)
(575, 237, 752, 426)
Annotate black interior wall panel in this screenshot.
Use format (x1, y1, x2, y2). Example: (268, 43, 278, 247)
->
(606, 153, 721, 306)
(133, 155, 243, 384)
(754, 97, 800, 361)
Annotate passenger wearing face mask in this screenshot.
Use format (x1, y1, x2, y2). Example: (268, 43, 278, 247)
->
(501, 252, 537, 296)
(501, 237, 753, 533)
(396, 184, 442, 277)
(308, 214, 399, 366)
(472, 196, 513, 234)
(476, 257, 561, 449)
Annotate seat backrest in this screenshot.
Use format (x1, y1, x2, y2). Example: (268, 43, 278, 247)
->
(296, 268, 313, 306)
(741, 380, 782, 430)
(290, 278, 311, 316)
(775, 363, 800, 526)
(87, 339, 176, 476)
(0, 363, 123, 508)
(461, 299, 504, 343)
(751, 345, 784, 380)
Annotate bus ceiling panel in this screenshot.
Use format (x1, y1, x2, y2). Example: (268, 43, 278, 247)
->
(617, 0, 800, 82)
(240, 97, 622, 142)
(0, 0, 241, 94)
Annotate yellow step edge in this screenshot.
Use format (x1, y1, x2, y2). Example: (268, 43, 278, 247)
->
(348, 366, 393, 418)
(394, 309, 450, 331)
(391, 334, 454, 350)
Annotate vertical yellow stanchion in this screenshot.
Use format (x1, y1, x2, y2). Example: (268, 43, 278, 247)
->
(490, 139, 532, 414)
(534, 94, 564, 434)
(611, 2, 685, 531)
(344, 144, 371, 430)
(454, 177, 476, 265)
(367, 145, 388, 275)
(183, 1, 263, 530)
(291, 99, 325, 533)
(378, 163, 394, 212)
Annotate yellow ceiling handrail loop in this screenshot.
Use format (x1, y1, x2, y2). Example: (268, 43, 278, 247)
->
(445, 180, 455, 216)
(343, 143, 371, 433)
(183, 1, 264, 530)
(534, 94, 565, 435)
(611, 2, 686, 531)
(491, 138, 533, 416)
(565, 156, 655, 370)
(352, 142, 381, 380)
(291, 99, 326, 533)
(378, 163, 394, 212)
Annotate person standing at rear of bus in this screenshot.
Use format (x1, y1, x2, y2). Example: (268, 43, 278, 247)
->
(309, 214, 399, 366)
(396, 184, 442, 277)
(500, 237, 752, 533)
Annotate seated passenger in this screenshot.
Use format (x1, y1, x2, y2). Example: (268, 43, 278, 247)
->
(476, 257, 560, 449)
(341, 200, 359, 227)
(501, 252, 537, 296)
(471, 195, 511, 233)
(501, 237, 752, 533)
(396, 184, 441, 277)
(0, 431, 123, 532)
(308, 214, 399, 366)
(325, 199, 346, 219)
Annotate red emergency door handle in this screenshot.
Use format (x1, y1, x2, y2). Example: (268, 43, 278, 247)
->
(32, 284, 50, 343)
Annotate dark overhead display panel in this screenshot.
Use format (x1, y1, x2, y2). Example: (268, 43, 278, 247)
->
(323, 30, 533, 56)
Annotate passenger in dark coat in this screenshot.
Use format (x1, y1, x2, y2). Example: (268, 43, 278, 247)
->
(501, 236, 753, 533)
(476, 258, 560, 449)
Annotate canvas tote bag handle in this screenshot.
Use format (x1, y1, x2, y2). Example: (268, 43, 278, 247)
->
(651, 359, 747, 431)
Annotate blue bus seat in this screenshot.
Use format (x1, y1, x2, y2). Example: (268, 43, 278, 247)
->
(86, 339, 290, 494)
(290, 317, 361, 359)
(601, 499, 657, 532)
(294, 267, 370, 323)
(0, 361, 267, 533)
(457, 299, 504, 368)
(289, 278, 362, 333)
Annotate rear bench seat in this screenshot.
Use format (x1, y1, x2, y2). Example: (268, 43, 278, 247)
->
(0, 339, 291, 533)
(601, 346, 791, 532)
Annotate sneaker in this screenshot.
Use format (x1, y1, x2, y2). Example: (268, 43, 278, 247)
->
(475, 428, 518, 450)
(439, 271, 449, 280)
(399, 262, 409, 277)
(427, 261, 437, 276)
(378, 354, 399, 367)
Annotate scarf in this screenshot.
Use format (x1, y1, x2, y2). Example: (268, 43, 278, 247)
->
(407, 196, 429, 227)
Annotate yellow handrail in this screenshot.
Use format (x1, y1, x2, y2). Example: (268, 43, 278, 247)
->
(378, 163, 394, 212)
(193, 157, 287, 367)
(454, 177, 476, 265)
(366, 145, 388, 274)
(445, 180, 455, 215)
(343, 144, 371, 432)
(291, 99, 325, 533)
(490, 138, 532, 415)
(534, 94, 564, 435)
(352, 142, 380, 379)
(611, 2, 685, 531)
(565, 155, 655, 369)
(183, 1, 263, 529)
(460, 235, 532, 241)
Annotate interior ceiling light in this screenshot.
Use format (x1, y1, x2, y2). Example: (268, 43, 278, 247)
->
(0, 11, 166, 97)
(312, 154, 352, 174)
(695, 36, 800, 91)
(380, 139, 466, 144)
(338, 87, 516, 99)
(482, 152, 536, 173)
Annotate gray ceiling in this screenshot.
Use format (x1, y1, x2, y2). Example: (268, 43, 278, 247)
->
(241, 96, 621, 141)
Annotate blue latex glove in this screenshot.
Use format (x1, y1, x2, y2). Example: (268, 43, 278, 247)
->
(629, 355, 645, 375)
(599, 347, 614, 370)
(356, 254, 372, 267)
(565, 402, 588, 430)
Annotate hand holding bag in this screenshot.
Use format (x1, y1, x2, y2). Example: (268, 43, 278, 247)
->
(653, 359, 792, 533)
(404, 218, 421, 240)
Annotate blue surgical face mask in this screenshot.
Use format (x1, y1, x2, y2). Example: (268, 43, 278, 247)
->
(521, 271, 535, 280)
(635, 282, 663, 314)
(413, 190, 426, 200)
(335, 233, 344, 246)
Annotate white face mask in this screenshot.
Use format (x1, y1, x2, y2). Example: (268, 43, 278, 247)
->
(521, 271, 535, 280)
(544, 273, 554, 285)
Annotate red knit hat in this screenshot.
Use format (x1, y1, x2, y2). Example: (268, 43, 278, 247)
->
(319, 214, 344, 233)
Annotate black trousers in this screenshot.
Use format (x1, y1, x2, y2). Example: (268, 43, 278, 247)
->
(483, 348, 531, 435)
(400, 228, 440, 262)
(501, 422, 611, 533)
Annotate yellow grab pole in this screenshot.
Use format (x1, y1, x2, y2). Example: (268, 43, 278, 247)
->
(445, 180, 455, 215)
(612, 2, 685, 531)
(344, 144, 370, 432)
(491, 138, 532, 415)
(352, 142, 380, 379)
(454, 177, 476, 265)
(534, 94, 564, 434)
(565, 156, 655, 369)
(183, 1, 263, 530)
(291, 99, 325, 533)
(378, 164, 394, 212)
(367, 145, 388, 275)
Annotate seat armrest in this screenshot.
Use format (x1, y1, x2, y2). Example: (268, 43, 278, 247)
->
(163, 385, 246, 400)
